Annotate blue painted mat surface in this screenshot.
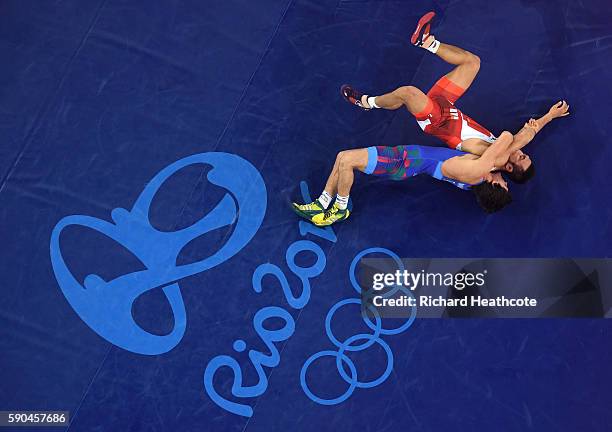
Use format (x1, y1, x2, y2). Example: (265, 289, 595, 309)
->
(1, 0, 612, 430)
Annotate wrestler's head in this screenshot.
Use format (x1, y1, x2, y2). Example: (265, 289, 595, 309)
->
(472, 172, 512, 213)
(504, 150, 535, 184)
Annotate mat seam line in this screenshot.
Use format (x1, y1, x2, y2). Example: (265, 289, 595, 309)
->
(65, 345, 114, 432)
(235, 3, 295, 430)
(20, 1, 112, 429)
(0, 0, 108, 195)
(243, 196, 343, 432)
(213, 0, 295, 153)
(168, 0, 295, 234)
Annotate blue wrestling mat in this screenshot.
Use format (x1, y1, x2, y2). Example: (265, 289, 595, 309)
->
(1, 0, 612, 430)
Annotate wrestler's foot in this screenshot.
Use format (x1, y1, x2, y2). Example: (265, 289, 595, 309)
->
(341, 84, 371, 110)
(291, 199, 325, 220)
(411, 11, 435, 46)
(311, 203, 350, 226)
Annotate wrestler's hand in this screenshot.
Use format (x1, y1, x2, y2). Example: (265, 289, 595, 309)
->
(548, 100, 570, 118)
(524, 118, 540, 133)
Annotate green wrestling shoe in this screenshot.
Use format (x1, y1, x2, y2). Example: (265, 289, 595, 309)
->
(311, 203, 350, 226)
(291, 199, 325, 221)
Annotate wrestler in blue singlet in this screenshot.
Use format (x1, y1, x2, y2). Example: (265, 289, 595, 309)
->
(364, 145, 481, 190)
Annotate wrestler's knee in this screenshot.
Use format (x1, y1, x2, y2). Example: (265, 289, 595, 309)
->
(466, 52, 480, 70)
(393, 85, 422, 103)
(337, 149, 365, 170)
(337, 151, 352, 170)
(335, 151, 345, 163)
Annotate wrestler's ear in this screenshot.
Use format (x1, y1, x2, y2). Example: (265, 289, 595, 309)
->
(505, 162, 514, 172)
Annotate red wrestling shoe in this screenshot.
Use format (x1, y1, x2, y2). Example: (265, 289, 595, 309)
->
(340, 84, 370, 111)
(411, 11, 436, 46)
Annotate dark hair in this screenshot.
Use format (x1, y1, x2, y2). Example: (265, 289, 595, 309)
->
(507, 162, 535, 184)
(472, 182, 512, 213)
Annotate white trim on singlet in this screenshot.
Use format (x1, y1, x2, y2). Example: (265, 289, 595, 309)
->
(460, 117, 496, 143)
(416, 118, 431, 130)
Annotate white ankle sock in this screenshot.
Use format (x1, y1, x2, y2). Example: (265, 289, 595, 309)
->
(367, 96, 380, 109)
(425, 38, 440, 54)
(318, 191, 332, 209)
(335, 194, 349, 210)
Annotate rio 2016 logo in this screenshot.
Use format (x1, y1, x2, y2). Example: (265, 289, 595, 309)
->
(50, 152, 267, 356)
(50, 152, 416, 418)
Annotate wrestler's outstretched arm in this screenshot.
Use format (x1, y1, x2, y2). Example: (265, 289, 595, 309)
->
(459, 100, 570, 158)
(507, 100, 570, 153)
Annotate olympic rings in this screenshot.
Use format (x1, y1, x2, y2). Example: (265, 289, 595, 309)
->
(351, 248, 417, 336)
(349, 247, 404, 296)
(336, 334, 393, 389)
(300, 247, 417, 405)
(325, 298, 381, 351)
(300, 350, 357, 406)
